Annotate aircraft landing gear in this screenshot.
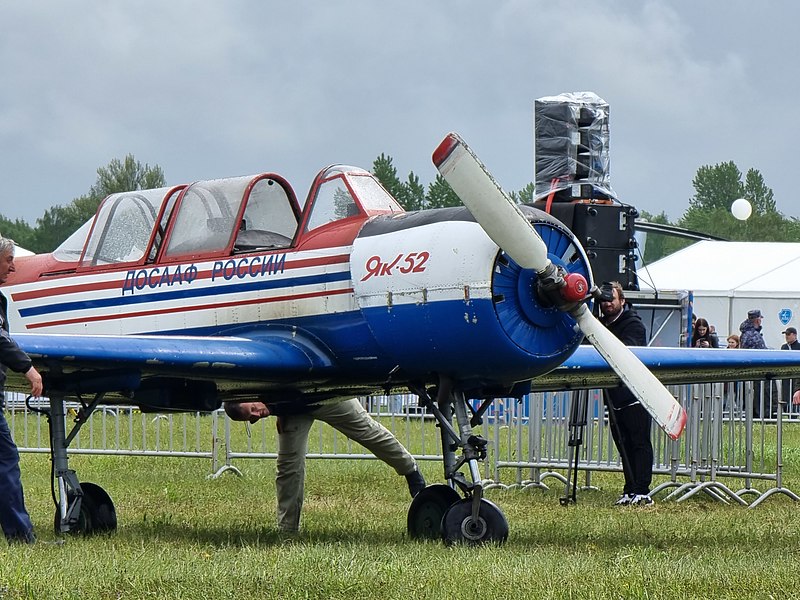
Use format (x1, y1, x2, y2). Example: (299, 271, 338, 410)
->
(53, 481, 117, 536)
(407, 378, 509, 545)
(441, 497, 508, 546)
(41, 385, 118, 535)
(407, 484, 461, 539)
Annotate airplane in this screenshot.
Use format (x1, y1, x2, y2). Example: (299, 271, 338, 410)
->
(5, 133, 800, 545)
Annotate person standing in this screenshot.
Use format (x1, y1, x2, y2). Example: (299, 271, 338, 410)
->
(740, 309, 768, 417)
(780, 327, 800, 406)
(0, 237, 44, 544)
(599, 281, 654, 507)
(780, 327, 800, 351)
(225, 397, 426, 533)
(691, 318, 719, 348)
(739, 309, 767, 349)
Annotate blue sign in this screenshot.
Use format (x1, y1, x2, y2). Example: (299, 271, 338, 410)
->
(779, 308, 792, 326)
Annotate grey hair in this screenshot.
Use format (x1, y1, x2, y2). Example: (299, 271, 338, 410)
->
(0, 237, 15, 257)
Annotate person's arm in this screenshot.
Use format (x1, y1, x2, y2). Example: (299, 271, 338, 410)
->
(0, 329, 33, 373)
(24, 366, 42, 397)
(0, 329, 39, 395)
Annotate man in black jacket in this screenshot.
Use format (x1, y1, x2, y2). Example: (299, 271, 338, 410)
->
(780, 327, 800, 406)
(599, 281, 654, 507)
(0, 237, 44, 544)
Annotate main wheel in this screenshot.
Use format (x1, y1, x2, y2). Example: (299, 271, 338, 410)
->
(407, 484, 461, 540)
(54, 482, 117, 536)
(441, 498, 508, 546)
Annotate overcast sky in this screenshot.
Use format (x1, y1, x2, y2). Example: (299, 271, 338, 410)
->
(1, 1, 797, 227)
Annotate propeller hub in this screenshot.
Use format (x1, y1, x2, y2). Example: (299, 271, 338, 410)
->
(561, 273, 588, 303)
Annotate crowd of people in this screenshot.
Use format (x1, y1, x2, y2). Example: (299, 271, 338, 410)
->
(691, 308, 800, 415)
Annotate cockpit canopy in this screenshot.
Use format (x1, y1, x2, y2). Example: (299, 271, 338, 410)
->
(51, 165, 402, 269)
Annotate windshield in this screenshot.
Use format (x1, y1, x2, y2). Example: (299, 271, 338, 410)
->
(80, 188, 175, 267)
(52, 219, 93, 262)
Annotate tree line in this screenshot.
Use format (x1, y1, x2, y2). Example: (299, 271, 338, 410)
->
(2, 153, 797, 260)
(639, 161, 800, 262)
(0, 155, 165, 254)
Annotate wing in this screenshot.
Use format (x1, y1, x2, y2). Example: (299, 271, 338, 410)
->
(531, 346, 800, 391)
(15, 331, 335, 376)
(10, 330, 338, 410)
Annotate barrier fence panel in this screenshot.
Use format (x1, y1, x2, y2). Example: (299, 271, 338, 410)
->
(8, 393, 217, 460)
(486, 382, 798, 506)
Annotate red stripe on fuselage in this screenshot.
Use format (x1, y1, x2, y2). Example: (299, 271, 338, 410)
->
(23, 286, 354, 330)
(11, 252, 350, 302)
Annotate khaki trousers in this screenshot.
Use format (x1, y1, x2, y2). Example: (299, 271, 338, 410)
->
(276, 398, 417, 532)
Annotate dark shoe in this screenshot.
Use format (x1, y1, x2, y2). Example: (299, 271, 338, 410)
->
(6, 530, 36, 545)
(405, 469, 426, 497)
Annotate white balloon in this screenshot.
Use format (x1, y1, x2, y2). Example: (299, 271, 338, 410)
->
(731, 198, 752, 220)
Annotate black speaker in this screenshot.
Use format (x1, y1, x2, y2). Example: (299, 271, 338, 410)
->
(585, 248, 638, 290)
(531, 202, 639, 290)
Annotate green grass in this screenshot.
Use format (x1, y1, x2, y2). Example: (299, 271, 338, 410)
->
(3, 426, 800, 599)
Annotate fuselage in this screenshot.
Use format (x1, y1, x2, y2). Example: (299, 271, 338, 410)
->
(4, 165, 592, 399)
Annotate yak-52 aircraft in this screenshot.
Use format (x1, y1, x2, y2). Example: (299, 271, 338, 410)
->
(5, 133, 800, 545)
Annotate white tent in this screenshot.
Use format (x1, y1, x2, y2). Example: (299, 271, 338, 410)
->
(638, 241, 800, 349)
(14, 245, 34, 257)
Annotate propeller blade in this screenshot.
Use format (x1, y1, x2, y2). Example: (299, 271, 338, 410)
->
(432, 133, 551, 273)
(432, 132, 687, 440)
(572, 304, 686, 439)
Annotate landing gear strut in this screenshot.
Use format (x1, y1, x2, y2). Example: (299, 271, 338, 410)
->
(41, 386, 118, 536)
(406, 378, 509, 545)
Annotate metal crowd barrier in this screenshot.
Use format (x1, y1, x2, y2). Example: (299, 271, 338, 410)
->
(483, 382, 799, 507)
(7, 382, 799, 507)
(8, 392, 219, 461)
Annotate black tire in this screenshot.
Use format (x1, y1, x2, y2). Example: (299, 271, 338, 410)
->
(54, 482, 117, 536)
(441, 498, 509, 546)
(407, 484, 461, 540)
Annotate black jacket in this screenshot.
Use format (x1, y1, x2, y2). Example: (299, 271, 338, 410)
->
(603, 304, 647, 409)
(781, 341, 800, 350)
(0, 291, 33, 397)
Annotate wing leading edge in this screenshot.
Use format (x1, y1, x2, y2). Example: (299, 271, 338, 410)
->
(532, 346, 800, 391)
(13, 329, 336, 391)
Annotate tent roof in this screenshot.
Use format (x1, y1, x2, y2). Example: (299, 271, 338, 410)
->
(639, 241, 800, 296)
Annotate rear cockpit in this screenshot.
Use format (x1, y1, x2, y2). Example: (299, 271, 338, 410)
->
(79, 186, 185, 267)
(161, 174, 299, 261)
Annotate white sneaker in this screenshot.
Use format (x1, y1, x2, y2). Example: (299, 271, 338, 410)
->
(614, 493, 635, 506)
(630, 494, 654, 506)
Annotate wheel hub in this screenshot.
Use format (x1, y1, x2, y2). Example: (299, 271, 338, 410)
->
(461, 516, 487, 540)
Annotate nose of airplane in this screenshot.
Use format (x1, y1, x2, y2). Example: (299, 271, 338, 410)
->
(433, 132, 686, 440)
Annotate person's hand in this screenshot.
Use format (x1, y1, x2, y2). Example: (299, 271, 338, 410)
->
(25, 366, 43, 397)
(793, 390, 800, 406)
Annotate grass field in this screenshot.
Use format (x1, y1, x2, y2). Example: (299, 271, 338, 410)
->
(2, 422, 800, 599)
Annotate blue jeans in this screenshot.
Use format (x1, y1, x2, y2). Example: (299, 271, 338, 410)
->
(0, 405, 34, 542)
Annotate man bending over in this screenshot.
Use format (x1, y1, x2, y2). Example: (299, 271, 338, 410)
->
(225, 398, 426, 532)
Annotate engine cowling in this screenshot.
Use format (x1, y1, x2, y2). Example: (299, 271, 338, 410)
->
(351, 205, 592, 389)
